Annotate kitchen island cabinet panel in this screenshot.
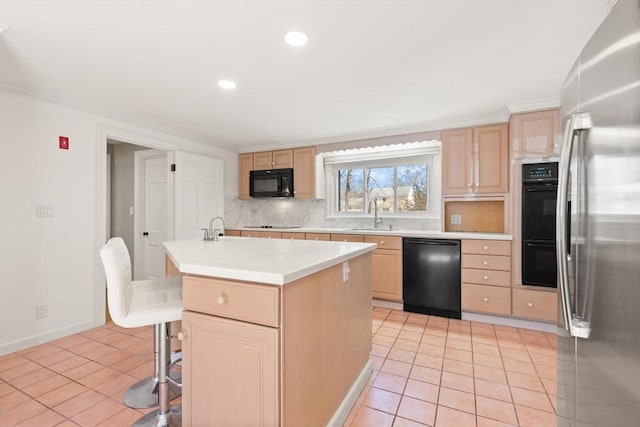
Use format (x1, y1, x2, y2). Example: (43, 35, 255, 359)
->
(282, 253, 371, 426)
(182, 311, 279, 427)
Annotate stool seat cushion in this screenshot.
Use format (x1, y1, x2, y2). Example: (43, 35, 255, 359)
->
(100, 237, 183, 329)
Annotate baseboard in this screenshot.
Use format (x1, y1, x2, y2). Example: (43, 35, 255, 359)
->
(326, 359, 372, 427)
(461, 312, 557, 333)
(0, 320, 98, 356)
(372, 299, 403, 310)
(372, 299, 557, 333)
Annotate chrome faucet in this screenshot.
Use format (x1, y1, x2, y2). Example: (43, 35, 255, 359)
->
(202, 216, 225, 241)
(369, 198, 383, 229)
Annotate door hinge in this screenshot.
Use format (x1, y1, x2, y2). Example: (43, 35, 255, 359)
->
(170, 164, 176, 172)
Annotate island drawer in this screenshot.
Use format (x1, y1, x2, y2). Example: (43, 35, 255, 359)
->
(462, 240, 511, 256)
(462, 254, 511, 271)
(462, 268, 511, 287)
(183, 275, 280, 327)
(364, 235, 402, 250)
(462, 283, 511, 316)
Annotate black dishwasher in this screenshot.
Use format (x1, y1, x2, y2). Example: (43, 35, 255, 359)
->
(403, 238, 461, 319)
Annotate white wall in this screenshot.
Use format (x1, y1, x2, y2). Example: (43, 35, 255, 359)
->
(0, 88, 237, 355)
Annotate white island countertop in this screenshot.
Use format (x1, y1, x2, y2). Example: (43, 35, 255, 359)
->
(163, 237, 376, 285)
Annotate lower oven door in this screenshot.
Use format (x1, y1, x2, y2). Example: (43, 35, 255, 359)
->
(522, 240, 557, 287)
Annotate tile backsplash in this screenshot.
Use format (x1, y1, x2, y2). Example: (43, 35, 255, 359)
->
(225, 197, 441, 230)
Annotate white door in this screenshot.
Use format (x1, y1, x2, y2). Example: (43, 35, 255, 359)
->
(134, 150, 168, 280)
(170, 151, 224, 240)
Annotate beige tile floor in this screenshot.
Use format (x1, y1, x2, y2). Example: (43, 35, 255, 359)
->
(0, 308, 557, 426)
(344, 307, 558, 427)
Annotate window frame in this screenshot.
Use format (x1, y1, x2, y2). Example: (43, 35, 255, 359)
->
(324, 151, 441, 220)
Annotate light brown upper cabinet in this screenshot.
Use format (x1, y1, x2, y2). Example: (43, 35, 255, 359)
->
(510, 109, 560, 159)
(442, 123, 509, 195)
(293, 146, 316, 199)
(238, 153, 253, 200)
(253, 149, 293, 170)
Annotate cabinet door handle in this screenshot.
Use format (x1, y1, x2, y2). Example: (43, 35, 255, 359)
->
(483, 245, 489, 251)
(380, 241, 385, 245)
(177, 332, 186, 341)
(483, 275, 489, 280)
(527, 302, 534, 308)
(483, 261, 489, 266)
(483, 297, 489, 302)
(217, 295, 227, 305)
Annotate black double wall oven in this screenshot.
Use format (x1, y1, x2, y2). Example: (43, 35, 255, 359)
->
(521, 162, 558, 287)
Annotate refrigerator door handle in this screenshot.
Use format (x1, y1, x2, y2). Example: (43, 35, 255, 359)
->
(557, 112, 592, 339)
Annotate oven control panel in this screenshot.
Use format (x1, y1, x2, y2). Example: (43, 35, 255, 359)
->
(522, 162, 558, 182)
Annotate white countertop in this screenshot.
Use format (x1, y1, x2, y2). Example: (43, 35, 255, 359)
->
(163, 237, 376, 285)
(231, 226, 512, 241)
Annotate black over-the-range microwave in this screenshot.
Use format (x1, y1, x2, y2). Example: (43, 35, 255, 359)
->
(249, 168, 294, 198)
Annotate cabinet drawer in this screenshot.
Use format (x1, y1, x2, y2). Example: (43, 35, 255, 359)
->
(183, 276, 280, 327)
(224, 229, 241, 237)
(462, 254, 511, 271)
(512, 289, 558, 322)
(462, 284, 511, 316)
(462, 268, 511, 287)
(305, 233, 330, 241)
(240, 230, 261, 238)
(281, 232, 305, 240)
(364, 235, 402, 250)
(261, 231, 282, 239)
(331, 234, 365, 243)
(462, 239, 511, 256)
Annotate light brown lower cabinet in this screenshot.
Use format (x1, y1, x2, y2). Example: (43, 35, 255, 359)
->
(461, 284, 512, 316)
(512, 288, 558, 322)
(182, 311, 279, 426)
(365, 236, 402, 302)
(180, 253, 372, 426)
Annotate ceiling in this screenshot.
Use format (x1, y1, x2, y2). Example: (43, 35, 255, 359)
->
(0, 1, 607, 152)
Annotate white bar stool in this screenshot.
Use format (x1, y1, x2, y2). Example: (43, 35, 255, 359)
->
(100, 237, 182, 427)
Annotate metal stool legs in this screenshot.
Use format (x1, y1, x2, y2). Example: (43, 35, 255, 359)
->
(133, 322, 182, 427)
(123, 325, 181, 409)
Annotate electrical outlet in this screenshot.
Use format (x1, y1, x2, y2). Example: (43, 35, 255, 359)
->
(450, 214, 462, 225)
(36, 304, 48, 320)
(342, 261, 350, 282)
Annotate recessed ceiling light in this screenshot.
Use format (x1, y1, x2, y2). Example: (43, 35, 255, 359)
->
(217, 80, 237, 90)
(284, 31, 309, 47)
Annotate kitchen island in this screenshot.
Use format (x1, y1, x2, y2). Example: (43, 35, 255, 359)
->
(163, 237, 376, 427)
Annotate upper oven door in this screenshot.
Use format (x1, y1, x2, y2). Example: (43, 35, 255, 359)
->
(522, 182, 558, 240)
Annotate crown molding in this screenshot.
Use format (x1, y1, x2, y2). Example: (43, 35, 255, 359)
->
(506, 97, 560, 114)
(240, 109, 511, 153)
(0, 81, 231, 149)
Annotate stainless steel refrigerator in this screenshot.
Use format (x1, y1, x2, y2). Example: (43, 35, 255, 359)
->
(556, 1, 640, 426)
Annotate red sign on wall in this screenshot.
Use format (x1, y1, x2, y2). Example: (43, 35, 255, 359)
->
(59, 136, 69, 150)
